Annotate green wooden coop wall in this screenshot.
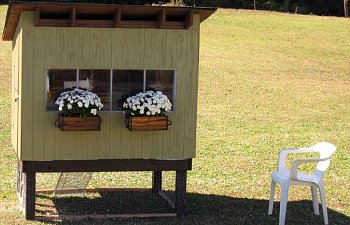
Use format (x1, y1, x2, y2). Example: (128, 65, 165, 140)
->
(13, 11, 200, 161)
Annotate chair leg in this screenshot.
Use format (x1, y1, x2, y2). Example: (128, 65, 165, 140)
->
(319, 184, 329, 225)
(279, 184, 289, 225)
(311, 185, 320, 215)
(268, 180, 276, 215)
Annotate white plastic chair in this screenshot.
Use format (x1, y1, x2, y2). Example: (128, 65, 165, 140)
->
(268, 142, 336, 225)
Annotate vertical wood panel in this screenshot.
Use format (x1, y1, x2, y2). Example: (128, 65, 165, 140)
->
(67, 28, 79, 68)
(90, 28, 101, 69)
(54, 28, 67, 160)
(109, 29, 123, 158)
(76, 132, 88, 159)
(20, 12, 34, 160)
(87, 28, 101, 159)
(79, 28, 90, 68)
(151, 29, 167, 158)
(130, 29, 144, 158)
(65, 28, 78, 158)
(162, 29, 177, 158)
(172, 30, 187, 158)
(32, 27, 46, 160)
(184, 15, 200, 158)
(56, 28, 68, 68)
(100, 29, 112, 68)
(119, 29, 134, 158)
(12, 24, 21, 157)
(144, 29, 156, 69)
(99, 29, 112, 159)
(141, 29, 156, 158)
(42, 27, 57, 160)
(98, 113, 110, 159)
(65, 132, 77, 160)
(17, 23, 23, 160)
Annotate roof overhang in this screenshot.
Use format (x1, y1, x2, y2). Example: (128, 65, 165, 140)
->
(2, 1, 217, 41)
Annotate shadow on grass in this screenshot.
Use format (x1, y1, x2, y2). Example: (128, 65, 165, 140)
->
(36, 192, 350, 225)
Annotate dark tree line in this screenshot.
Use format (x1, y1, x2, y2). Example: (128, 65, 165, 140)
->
(0, 0, 348, 17)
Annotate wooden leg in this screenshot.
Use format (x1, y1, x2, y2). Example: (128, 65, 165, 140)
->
(22, 171, 36, 220)
(175, 170, 187, 216)
(16, 161, 22, 196)
(152, 171, 162, 192)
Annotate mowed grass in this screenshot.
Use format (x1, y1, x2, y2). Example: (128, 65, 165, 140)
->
(0, 6, 349, 225)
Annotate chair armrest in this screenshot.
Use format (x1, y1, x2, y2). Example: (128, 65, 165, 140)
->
(277, 148, 316, 171)
(290, 157, 330, 180)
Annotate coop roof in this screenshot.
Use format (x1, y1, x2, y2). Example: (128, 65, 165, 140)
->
(2, 1, 216, 41)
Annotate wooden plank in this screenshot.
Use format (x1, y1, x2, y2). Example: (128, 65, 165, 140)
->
(129, 29, 144, 158)
(111, 29, 123, 68)
(20, 12, 35, 160)
(98, 113, 110, 159)
(141, 29, 156, 158)
(133, 29, 144, 69)
(32, 27, 46, 160)
(89, 28, 101, 69)
(78, 27, 90, 68)
(42, 27, 57, 160)
(151, 29, 167, 158)
(87, 131, 99, 160)
(56, 28, 68, 68)
(17, 23, 23, 159)
(70, 6, 76, 27)
(162, 29, 177, 158)
(119, 29, 134, 158)
(121, 29, 134, 69)
(183, 15, 200, 158)
(144, 29, 156, 69)
(109, 28, 123, 159)
(53, 27, 66, 160)
(12, 22, 21, 158)
(67, 28, 79, 68)
(100, 28, 112, 68)
(157, 9, 166, 29)
(64, 131, 77, 160)
(172, 30, 187, 159)
(114, 8, 121, 27)
(76, 132, 88, 159)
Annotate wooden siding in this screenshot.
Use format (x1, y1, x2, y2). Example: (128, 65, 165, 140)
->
(17, 11, 200, 161)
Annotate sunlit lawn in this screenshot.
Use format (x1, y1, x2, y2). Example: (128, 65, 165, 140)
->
(0, 6, 349, 225)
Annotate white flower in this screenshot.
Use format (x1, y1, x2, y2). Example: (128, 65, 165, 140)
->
(59, 106, 63, 111)
(77, 101, 83, 108)
(84, 103, 89, 108)
(67, 103, 73, 110)
(91, 108, 97, 115)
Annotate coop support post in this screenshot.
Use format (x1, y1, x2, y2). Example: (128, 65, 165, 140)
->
(22, 170, 36, 220)
(175, 170, 187, 216)
(16, 160, 22, 196)
(152, 171, 162, 192)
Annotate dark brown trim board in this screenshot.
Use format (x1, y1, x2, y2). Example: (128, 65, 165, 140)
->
(3, 2, 216, 41)
(21, 159, 192, 173)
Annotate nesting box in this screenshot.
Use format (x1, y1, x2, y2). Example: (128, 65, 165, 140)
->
(3, 1, 215, 220)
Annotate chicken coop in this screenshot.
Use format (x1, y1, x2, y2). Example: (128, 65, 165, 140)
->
(2, 1, 216, 220)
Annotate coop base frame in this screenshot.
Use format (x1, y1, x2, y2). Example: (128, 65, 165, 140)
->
(17, 159, 192, 220)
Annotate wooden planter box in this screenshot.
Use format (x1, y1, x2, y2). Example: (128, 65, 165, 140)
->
(56, 114, 102, 131)
(125, 115, 170, 131)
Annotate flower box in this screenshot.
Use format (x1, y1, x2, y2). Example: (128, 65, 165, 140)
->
(125, 115, 170, 131)
(55, 114, 102, 131)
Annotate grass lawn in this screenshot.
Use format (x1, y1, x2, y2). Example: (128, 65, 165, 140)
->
(0, 6, 349, 225)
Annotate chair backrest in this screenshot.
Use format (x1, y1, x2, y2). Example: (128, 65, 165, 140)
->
(312, 142, 336, 177)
